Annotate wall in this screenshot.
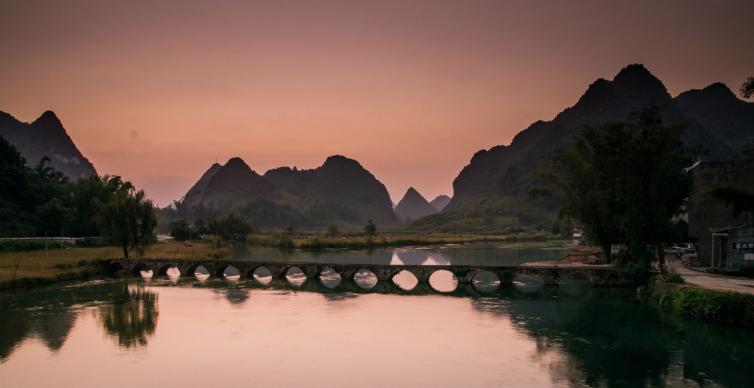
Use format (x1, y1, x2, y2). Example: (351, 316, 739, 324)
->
(687, 159, 754, 267)
(727, 226, 754, 271)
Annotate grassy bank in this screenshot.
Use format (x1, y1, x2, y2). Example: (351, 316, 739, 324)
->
(641, 275, 754, 329)
(0, 240, 230, 287)
(247, 231, 560, 250)
(1, 232, 563, 290)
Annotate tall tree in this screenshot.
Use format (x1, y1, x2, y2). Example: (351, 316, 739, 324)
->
(97, 185, 157, 258)
(537, 108, 692, 268)
(742, 76, 754, 99)
(66, 175, 127, 236)
(364, 219, 377, 236)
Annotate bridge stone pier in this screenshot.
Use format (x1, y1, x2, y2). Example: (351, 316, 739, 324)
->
(107, 259, 636, 290)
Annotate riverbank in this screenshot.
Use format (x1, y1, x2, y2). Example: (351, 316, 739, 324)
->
(642, 275, 754, 328)
(0, 240, 229, 289)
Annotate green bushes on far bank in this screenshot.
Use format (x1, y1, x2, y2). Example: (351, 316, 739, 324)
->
(641, 276, 754, 328)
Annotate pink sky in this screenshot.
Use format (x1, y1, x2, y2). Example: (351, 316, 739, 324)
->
(2, 0, 753, 206)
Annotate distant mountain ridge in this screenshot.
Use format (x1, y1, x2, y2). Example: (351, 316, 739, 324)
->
(395, 187, 437, 221)
(183, 155, 397, 227)
(420, 64, 754, 231)
(0, 110, 96, 179)
(430, 195, 451, 211)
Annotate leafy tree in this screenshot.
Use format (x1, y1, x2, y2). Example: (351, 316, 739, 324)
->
(536, 108, 692, 269)
(364, 219, 377, 236)
(208, 214, 252, 241)
(0, 136, 37, 236)
(97, 185, 157, 258)
(169, 219, 192, 241)
(193, 218, 209, 235)
(36, 197, 71, 238)
(66, 175, 128, 236)
(742, 76, 754, 99)
(27, 158, 71, 236)
(327, 224, 340, 237)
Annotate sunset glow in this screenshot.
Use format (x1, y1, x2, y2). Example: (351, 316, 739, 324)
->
(2, 0, 752, 205)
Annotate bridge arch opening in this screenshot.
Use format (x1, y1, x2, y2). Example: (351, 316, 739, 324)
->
(429, 270, 458, 293)
(192, 265, 210, 283)
(392, 270, 418, 291)
(250, 266, 273, 286)
(319, 267, 342, 289)
(132, 263, 153, 279)
(222, 265, 241, 283)
(286, 266, 307, 287)
(107, 262, 124, 276)
(513, 273, 544, 294)
(471, 271, 501, 294)
(354, 269, 378, 290)
(157, 264, 180, 276)
(158, 264, 181, 283)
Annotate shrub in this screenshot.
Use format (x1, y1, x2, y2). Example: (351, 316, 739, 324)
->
(647, 276, 754, 328)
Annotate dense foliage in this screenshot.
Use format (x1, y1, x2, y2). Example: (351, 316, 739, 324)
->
(97, 185, 157, 258)
(169, 219, 192, 241)
(364, 219, 377, 236)
(0, 135, 157, 257)
(536, 109, 692, 268)
(742, 76, 754, 99)
(169, 215, 252, 242)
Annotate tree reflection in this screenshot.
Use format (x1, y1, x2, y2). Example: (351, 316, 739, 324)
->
(97, 283, 158, 348)
(471, 291, 677, 386)
(470, 288, 754, 387)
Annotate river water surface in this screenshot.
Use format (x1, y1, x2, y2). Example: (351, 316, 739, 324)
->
(1, 245, 753, 387)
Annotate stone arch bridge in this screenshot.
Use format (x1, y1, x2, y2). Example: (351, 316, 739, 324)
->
(106, 259, 635, 287)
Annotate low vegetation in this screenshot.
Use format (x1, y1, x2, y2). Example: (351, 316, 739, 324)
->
(0, 240, 229, 286)
(1, 136, 159, 258)
(642, 275, 754, 328)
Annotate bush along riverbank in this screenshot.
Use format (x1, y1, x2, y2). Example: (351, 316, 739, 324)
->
(639, 275, 754, 329)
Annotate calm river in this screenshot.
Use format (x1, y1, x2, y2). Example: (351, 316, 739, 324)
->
(2, 274, 754, 387)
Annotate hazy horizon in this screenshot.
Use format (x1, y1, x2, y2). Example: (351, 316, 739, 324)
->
(2, 0, 753, 206)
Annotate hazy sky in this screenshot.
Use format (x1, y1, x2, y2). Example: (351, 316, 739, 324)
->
(2, 0, 753, 206)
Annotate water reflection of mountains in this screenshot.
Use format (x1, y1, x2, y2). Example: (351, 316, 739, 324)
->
(229, 242, 566, 266)
(0, 281, 159, 361)
(2, 280, 754, 388)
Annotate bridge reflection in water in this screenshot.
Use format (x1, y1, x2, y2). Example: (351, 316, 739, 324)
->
(108, 259, 635, 295)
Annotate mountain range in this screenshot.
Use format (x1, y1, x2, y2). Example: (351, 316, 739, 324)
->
(4, 63, 753, 231)
(0, 111, 96, 179)
(395, 187, 438, 221)
(182, 155, 397, 227)
(430, 195, 451, 211)
(418, 64, 754, 231)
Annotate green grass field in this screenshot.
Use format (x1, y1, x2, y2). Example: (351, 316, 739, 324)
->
(0, 240, 229, 283)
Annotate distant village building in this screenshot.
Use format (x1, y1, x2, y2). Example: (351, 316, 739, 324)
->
(687, 155, 754, 272)
(710, 225, 754, 271)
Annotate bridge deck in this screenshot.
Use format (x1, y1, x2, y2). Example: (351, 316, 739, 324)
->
(107, 258, 633, 286)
